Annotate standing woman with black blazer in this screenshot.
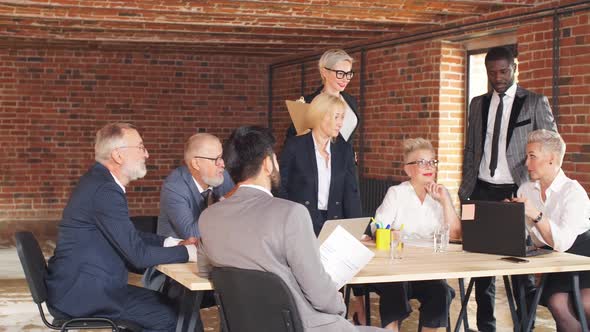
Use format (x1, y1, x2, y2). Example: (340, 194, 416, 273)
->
(286, 49, 359, 146)
(279, 93, 362, 236)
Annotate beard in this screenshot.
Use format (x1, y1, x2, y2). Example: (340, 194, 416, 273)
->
(202, 173, 224, 187)
(122, 160, 147, 181)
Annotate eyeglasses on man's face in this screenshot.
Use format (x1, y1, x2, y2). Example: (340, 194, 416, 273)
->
(405, 159, 439, 168)
(324, 67, 354, 80)
(194, 155, 224, 166)
(117, 145, 147, 154)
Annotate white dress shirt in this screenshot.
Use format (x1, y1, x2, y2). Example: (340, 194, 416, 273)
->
(518, 169, 590, 252)
(339, 97, 358, 142)
(374, 181, 444, 244)
(479, 83, 517, 184)
(313, 135, 331, 210)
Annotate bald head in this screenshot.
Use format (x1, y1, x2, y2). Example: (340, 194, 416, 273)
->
(184, 133, 221, 165)
(184, 133, 225, 189)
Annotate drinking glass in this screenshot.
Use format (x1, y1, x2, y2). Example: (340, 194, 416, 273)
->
(390, 230, 404, 260)
(434, 223, 450, 253)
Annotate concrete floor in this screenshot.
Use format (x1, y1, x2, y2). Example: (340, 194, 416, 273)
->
(0, 246, 557, 332)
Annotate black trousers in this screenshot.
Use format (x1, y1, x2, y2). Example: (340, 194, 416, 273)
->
(469, 180, 536, 332)
(372, 280, 455, 328)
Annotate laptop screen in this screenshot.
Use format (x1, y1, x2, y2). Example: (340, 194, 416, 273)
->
(461, 201, 528, 257)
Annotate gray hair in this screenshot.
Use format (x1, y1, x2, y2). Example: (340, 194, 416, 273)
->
(527, 129, 566, 166)
(95, 122, 136, 163)
(403, 138, 435, 163)
(318, 49, 353, 82)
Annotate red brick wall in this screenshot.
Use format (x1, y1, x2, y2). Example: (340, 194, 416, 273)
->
(518, 11, 590, 188)
(0, 48, 269, 225)
(269, 1, 590, 207)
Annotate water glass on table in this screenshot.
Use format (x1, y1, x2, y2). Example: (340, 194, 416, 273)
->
(390, 230, 404, 260)
(433, 223, 450, 253)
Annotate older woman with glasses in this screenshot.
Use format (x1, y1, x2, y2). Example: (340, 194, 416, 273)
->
(511, 130, 590, 331)
(363, 138, 460, 332)
(286, 49, 359, 145)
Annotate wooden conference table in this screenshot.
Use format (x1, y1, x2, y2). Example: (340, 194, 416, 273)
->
(158, 244, 590, 332)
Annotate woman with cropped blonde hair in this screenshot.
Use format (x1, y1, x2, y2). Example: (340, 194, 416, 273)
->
(512, 129, 590, 331)
(361, 137, 459, 331)
(285, 48, 359, 144)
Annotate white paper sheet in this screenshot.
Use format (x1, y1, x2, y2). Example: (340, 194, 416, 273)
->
(319, 225, 375, 289)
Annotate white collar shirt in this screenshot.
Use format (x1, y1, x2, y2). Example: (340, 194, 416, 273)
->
(374, 181, 444, 244)
(479, 83, 518, 184)
(339, 96, 358, 142)
(518, 169, 590, 252)
(312, 135, 331, 210)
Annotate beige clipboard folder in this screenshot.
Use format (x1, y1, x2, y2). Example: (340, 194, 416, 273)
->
(285, 100, 310, 136)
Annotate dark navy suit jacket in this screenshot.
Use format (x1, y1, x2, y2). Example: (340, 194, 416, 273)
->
(279, 132, 362, 236)
(45, 163, 188, 318)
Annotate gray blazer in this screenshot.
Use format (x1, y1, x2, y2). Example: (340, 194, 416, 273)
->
(143, 165, 233, 291)
(197, 187, 382, 332)
(459, 85, 557, 200)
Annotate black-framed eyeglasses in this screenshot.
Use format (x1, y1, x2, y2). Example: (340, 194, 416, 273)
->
(194, 155, 224, 166)
(117, 145, 147, 153)
(405, 159, 439, 168)
(324, 67, 354, 80)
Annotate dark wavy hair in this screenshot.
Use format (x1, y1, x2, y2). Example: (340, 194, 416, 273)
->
(223, 126, 276, 183)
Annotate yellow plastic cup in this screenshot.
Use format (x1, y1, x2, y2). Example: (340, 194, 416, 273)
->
(375, 228, 391, 251)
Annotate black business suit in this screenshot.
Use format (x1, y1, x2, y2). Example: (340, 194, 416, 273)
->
(279, 132, 361, 236)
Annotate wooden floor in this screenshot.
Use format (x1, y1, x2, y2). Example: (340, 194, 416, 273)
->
(0, 246, 557, 331)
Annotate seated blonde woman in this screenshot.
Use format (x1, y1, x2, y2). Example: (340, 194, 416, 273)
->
(512, 129, 590, 332)
(362, 138, 460, 332)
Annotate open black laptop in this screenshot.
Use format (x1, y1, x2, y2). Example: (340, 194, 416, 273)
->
(461, 200, 552, 257)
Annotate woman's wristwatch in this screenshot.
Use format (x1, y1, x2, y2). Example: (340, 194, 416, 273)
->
(533, 212, 543, 223)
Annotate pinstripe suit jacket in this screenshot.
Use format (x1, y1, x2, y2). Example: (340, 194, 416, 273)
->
(459, 85, 557, 200)
(46, 163, 188, 318)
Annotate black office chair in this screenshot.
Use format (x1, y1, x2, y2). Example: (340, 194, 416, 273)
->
(15, 231, 141, 332)
(130, 215, 158, 234)
(211, 266, 304, 332)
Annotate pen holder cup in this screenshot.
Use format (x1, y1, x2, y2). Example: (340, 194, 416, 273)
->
(375, 228, 391, 251)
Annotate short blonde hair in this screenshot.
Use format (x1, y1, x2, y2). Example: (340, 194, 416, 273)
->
(527, 129, 566, 166)
(403, 138, 435, 163)
(318, 49, 353, 83)
(95, 122, 136, 163)
(306, 93, 346, 131)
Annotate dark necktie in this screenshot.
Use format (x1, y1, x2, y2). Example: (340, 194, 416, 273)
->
(489, 93, 506, 178)
(201, 189, 215, 209)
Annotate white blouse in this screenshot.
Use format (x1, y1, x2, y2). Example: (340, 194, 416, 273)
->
(518, 169, 590, 252)
(374, 181, 444, 242)
(313, 135, 331, 211)
(339, 97, 358, 142)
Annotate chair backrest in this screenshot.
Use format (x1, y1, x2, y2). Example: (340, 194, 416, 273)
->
(211, 267, 304, 332)
(15, 231, 48, 304)
(130, 215, 158, 234)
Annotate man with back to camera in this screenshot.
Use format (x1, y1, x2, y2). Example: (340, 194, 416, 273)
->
(459, 46, 557, 331)
(143, 133, 234, 331)
(197, 126, 387, 332)
(45, 122, 197, 332)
